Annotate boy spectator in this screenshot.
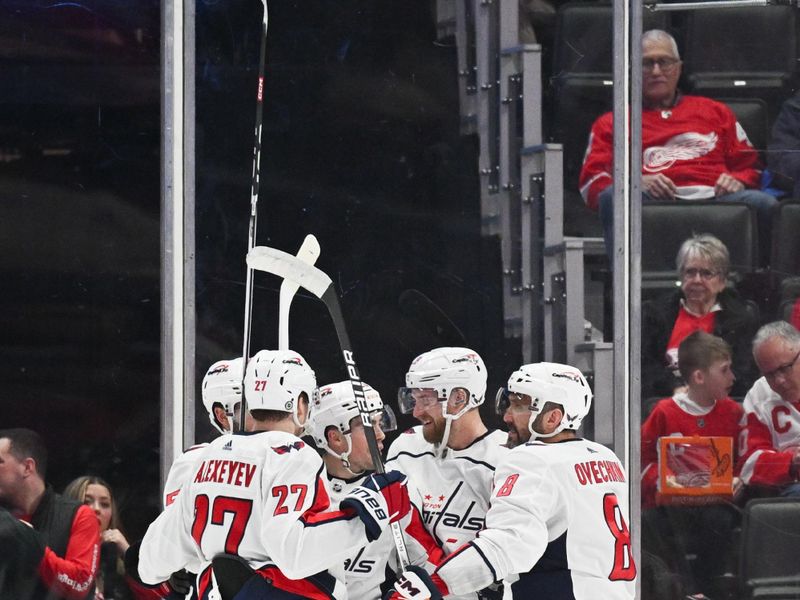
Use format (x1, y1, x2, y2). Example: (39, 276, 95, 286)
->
(640, 331, 742, 597)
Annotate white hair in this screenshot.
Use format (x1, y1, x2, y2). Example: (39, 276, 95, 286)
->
(642, 29, 680, 60)
(752, 320, 800, 356)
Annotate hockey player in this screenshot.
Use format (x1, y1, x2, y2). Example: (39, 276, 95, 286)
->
(135, 349, 412, 599)
(162, 357, 251, 508)
(389, 362, 636, 600)
(308, 381, 445, 599)
(387, 347, 508, 600)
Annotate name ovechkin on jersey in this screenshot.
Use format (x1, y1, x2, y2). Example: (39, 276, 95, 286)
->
(421, 498, 484, 532)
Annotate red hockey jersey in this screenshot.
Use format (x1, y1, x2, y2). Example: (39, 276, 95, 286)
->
(579, 95, 761, 210)
(641, 393, 743, 508)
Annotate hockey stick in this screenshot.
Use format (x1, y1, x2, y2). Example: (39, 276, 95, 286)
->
(278, 235, 321, 350)
(239, 0, 270, 432)
(247, 246, 411, 568)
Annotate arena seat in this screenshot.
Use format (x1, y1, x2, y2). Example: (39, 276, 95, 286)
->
(641, 202, 759, 293)
(684, 6, 797, 118)
(771, 201, 800, 279)
(739, 498, 800, 600)
(718, 97, 770, 154)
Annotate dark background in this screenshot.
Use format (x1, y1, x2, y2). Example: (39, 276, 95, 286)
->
(1, 0, 515, 539)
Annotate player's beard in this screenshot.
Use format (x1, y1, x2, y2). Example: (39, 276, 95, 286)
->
(422, 416, 447, 444)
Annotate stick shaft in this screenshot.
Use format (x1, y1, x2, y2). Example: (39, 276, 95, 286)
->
(240, 1, 269, 432)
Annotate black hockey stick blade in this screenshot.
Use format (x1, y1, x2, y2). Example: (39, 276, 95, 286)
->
(211, 554, 255, 600)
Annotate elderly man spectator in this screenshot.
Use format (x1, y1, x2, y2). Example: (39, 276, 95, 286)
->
(641, 233, 759, 400)
(0, 428, 99, 599)
(580, 29, 778, 261)
(738, 321, 800, 495)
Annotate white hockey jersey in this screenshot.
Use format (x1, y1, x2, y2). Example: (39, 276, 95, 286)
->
(162, 442, 208, 508)
(327, 472, 444, 600)
(436, 438, 636, 600)
(139, 430, 382, 599)
(386, 427, 509, 600)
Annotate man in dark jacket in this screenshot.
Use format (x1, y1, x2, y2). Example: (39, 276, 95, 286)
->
(0, 428, 99, 600)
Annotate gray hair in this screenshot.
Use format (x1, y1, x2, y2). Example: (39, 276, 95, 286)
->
(752, 320, 800, 355)
(676, 233, 730, 278)
(642, 29, 681, 60)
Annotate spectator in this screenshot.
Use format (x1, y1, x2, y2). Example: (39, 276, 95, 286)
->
(738, 321, 800, 496)
(641, 233, 759, 400)
(63, 476, 171, 600)
(0, 428, 99, 600)
(580, 29, 777, 261)
(640, 331, 742, 597)
(767, 89, 800, 197)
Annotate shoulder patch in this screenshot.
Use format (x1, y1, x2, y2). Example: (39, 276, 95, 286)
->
(272, 440, 306, 455)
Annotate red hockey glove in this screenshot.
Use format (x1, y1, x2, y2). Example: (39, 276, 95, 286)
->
(361, 471, 411, 523)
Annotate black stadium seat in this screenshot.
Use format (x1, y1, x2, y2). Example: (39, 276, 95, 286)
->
(684, 6, 797, 120)
(641, 202, 759, 294)
(739, 498, 800, 600)
(719, 98, 770, 154)
(771, 201, 800, 279)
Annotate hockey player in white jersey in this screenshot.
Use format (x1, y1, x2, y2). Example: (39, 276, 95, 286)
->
(388, 362, 636, 600)
(136, 349, 412, 600)
(387, 347, 509, 600)
(162, 357, 252, 508)
(308, 380, 445, 600)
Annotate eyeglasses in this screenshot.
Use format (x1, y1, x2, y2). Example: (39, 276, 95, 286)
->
(763, 349, 800, 382)
(642, 57, 681, 73)
(681, 267, 720, 281)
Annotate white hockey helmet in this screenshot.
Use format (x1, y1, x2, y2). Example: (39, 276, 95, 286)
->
(244, 349, 316, 429)
(202, 357, 244, 434)
(308, 380, 396, 469)
(398, 347, 487, 414)
(505, 362, 593, 438)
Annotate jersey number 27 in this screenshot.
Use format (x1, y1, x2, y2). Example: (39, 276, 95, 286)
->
(192, 494, 253, 554)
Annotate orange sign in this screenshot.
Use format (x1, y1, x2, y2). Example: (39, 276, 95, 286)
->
(656, 436, 734, 506)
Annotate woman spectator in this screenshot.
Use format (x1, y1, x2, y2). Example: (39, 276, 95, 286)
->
(641, 233, 759, 401)
(63, 476, 171, 600)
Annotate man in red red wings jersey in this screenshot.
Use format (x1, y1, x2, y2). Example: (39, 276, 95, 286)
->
(738, 321, 800, 495)
(579, 29, 777, 260)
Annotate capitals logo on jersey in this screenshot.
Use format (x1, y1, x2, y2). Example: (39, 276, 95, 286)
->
(421, 497, 485, 532)
(271, 441, 305, 455)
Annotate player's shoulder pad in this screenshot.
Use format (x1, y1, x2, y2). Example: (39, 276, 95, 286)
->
(386, 425, 428, 460)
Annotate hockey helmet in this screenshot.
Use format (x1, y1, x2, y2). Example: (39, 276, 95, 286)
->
(505, 362, 593, 438)
(308, 381, 396, 466)
(202, 357, 244, 434)
(398, 347, 487, 415)
(244, 349, 316, 429)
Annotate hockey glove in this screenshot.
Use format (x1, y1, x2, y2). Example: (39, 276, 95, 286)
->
(383, 565, 448, 600)
(361, 471, 411, 523)
(341, 484, 390, 542)
(0, 508, 45, 573)
(167, 569, 194, 595)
